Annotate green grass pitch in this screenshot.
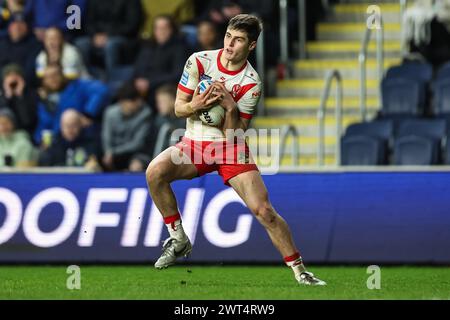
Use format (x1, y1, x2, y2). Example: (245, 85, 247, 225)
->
(0, 266, 449, 300)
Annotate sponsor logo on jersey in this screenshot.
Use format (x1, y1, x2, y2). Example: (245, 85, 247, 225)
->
(231, 84, 242, 99)
(200, 74, 212, 81)
(252, 91, 261, 98)
(185, 60, 192, 70)
(181, 71, 189, 86)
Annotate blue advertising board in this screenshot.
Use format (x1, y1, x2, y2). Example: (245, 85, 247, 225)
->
(0, 172, 449, 263)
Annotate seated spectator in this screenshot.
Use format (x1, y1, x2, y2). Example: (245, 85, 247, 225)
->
(0, 12, 42, 81)
(153, 84, 185, 134)
(0, 108, 37, 168)
(0, 63, 37, 136)
(134, 15, 188, 106)
(36, 27, 89, 80)
(38, 109, 101, 170)
(140, 0, 195, 40)
(130, 82, 186, 167)
(200, 0, 244, 36)
(0, 0, 26, 38)
(101, 83, 152, 172)
(24, 0, 87, 41)
(403, 0, 450, 67)
(193, 19, 221, 52)
(75, 0, 142, 78)
(34, 64, 109, 145)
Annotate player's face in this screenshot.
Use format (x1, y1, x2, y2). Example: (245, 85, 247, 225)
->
(223, 28, 257, 63)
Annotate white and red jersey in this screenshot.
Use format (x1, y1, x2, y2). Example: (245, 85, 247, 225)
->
(178, 49, 262, 141)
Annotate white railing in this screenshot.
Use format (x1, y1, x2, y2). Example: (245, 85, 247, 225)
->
(359, 15, 384, 122)
(279, 125, 301, 166)
(317, 70, 343, 166)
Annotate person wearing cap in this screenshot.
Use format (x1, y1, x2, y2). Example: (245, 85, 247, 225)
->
(0, 63, 38, 136)
(0, 11, 42, 81)
(0, 108, 37, 168)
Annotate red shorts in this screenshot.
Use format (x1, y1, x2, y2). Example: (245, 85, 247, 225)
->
(175, 137, 259, 185)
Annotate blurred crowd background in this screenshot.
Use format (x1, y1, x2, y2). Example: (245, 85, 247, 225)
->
(0, 0, 327, 172)
(1, 0, 450, 171)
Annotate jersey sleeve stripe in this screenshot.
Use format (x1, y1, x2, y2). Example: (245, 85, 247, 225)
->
(233, 83, 258, 102)
(239, 112, 253, 120)
(178, 83, 194, 95)
(196, 57, 205, 80)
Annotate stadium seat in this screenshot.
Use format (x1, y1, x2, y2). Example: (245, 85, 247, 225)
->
(393, 119, 447, 165)
(432, 77, 450, 115)
(381, 77, 425, 116)
(341, 120, 394, 166)
(345, 120, 394, 141)
(396, 119, 447, 140)
(341, 135, 386, 165)
(436, 61, 450, 79)
(393, 135, 435, 165)
(445, 138, 450, 164)
(385, 61, 433, 83)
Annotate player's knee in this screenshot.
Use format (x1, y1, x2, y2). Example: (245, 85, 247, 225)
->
(252, 202, 277, 225)
(146, 161, 169, 186)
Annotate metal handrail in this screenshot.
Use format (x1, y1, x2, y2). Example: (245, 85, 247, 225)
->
(317, 70, 343, 166)
(359, 14, 384, 122)
(298, 0, 307, 60)
(279, 0, 289, 67)
(279, 125, 301, 166)
(399, 0, 408, 55)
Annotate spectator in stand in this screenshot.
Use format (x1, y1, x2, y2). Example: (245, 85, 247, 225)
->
(136, 84, 186, 171)
(0, 108, 37, 168)
(193, 19, 221, 52)
(0, 12, 42, 81)
(153, 83, 185, 135)
(101, 83, 152, 172)
(140, 0, 195, 40)
(75, 0, 142, 78)
(0, 64, 37, 136)
(24, 0, 87, 41)
(38, 108, 101, 170)
(402, 0, 450, 67)
(0, 0, 26, 38)
(200, 0, 243, 36)
(134, 15, 188, 107)
(34, 63, 109, 145)
(36, 27, 89, 80)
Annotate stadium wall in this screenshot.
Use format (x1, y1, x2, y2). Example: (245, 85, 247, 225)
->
(0, 171, 449, 264)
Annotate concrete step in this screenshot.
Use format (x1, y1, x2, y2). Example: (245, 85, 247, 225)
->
(252, 116, 362, 137)
(276, 78, 380, 97)
(265, 96, 380, 116)
(248, 135, 337, 155)
(307, 40, 401, 59)
(293, 58, 400, 79)
(256, 154, 336, 167)
(317, 22, 401, 41)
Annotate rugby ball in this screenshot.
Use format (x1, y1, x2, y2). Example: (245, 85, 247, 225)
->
(197, 80, 225, 127)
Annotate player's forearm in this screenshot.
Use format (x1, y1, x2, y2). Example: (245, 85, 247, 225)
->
(174, 101, 195, 118)
(222, 106, 246, 133)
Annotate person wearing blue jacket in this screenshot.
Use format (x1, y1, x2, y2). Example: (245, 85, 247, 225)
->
(24, 0, 87, 40)
(34, 63, 109, 145)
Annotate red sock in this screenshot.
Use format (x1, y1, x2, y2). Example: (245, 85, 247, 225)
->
(284, 252, 303, 267)
(164, 213, 182, 231)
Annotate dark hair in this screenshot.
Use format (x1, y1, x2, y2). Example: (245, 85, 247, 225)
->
(117, 82, 141, 101)
(227, 14, 263, 43)
(155, 83, 177, 98)
(153, 14, 178, 37)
